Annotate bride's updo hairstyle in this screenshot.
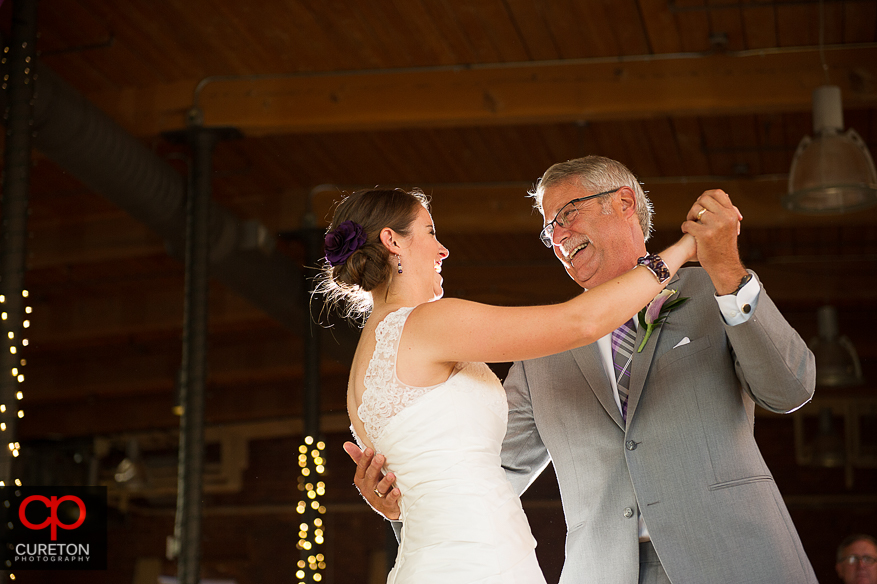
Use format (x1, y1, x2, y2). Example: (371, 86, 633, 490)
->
(318, 188, 429, 321)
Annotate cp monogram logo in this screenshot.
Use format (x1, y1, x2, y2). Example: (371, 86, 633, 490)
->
(19, 495, 87, 541)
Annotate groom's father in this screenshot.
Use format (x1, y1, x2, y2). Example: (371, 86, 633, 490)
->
(353, 156, 818, 584)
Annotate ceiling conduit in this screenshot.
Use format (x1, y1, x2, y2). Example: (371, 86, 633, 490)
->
(2, 60, 354, 362)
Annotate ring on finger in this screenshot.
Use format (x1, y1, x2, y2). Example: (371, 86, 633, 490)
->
(696, 208, 707, 222)
(373, 488, 384, 498)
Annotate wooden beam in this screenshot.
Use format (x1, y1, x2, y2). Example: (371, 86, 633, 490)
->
(312, 177, 877, 233)
(24, 271, 276, 345)
(26, 331, 300, 402)
(84, 46, 877, 137)
(22, 178, 877, 272)
(24, 266, 872, 402)
(441, 257, 877, 306)
(17, 378, 350, 439)
(28, 213, 165, 269)
(25, 328, 349, 403)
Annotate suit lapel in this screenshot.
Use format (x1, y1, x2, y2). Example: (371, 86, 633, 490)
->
(570, 343, 624, 430)
(626, 273, 681, 424)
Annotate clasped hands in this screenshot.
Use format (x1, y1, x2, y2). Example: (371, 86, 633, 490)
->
(682, 189, 748, 296)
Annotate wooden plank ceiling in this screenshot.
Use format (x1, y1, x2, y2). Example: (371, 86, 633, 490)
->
(0, 0, 875, 443)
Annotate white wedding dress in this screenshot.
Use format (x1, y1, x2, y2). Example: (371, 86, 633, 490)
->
(354, 306, 546, 584)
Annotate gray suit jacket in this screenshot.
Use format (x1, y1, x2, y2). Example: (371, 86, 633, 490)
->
(502, 268, 818, 584)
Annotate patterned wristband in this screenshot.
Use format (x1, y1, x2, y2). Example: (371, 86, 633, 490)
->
(637, 253, 670, 283)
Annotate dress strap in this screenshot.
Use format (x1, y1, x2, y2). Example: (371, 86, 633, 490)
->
(359, 307, 431, 444)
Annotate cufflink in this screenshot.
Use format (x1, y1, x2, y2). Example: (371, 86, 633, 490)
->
(742, 304, 751, 314)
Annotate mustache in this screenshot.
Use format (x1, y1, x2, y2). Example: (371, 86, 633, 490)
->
(560, 237, 590, 258)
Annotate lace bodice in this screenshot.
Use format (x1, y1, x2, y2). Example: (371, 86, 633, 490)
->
(358, 307, 442, 444)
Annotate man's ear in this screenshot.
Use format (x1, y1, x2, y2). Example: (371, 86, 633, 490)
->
(618, 186, 637, 219)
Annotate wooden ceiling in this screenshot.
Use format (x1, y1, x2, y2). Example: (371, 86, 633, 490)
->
(1, 0, 876, 446)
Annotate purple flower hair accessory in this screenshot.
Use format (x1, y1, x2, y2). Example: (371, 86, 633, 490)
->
(324, 220, 368, 266)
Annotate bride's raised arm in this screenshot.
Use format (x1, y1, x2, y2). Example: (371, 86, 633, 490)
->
(403, 235, 695, 367)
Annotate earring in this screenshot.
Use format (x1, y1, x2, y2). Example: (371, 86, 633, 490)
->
(396, 254, 402, 274)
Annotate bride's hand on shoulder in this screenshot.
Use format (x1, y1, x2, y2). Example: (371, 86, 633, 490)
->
(344, 442, 402, 520)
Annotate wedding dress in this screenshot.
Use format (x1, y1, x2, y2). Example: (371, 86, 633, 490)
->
(355, 306, 546, 584)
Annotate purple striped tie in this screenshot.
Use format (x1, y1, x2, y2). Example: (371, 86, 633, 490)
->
(611, 318, 637, 421)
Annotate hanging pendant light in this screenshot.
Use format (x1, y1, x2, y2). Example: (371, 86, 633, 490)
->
(810, 407, 846, 468)
(808, 305, 863, 388)
(784, 85, 877, 214)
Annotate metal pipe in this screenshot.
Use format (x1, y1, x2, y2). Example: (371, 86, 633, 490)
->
(190, 42, 877, 108)
(20, 64, 305, 332)
(290, 189, 329, 579)
(301, 213, 323, 439)
(174, 127, 219, 584)
(0, 0, 38, 485)
(0, 60, 356, 362)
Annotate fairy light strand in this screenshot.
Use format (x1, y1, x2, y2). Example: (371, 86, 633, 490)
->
(0, 289, 28, 489)
(295, 435, 327, 583)
(1, 23, 39, 584)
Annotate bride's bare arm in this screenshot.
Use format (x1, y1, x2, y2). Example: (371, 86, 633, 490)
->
(344, 236, 695, 518)
(407, 235, 695, 367)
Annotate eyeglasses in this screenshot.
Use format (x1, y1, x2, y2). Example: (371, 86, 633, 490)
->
(839, 555, 877, 566)
(539, 187, 622, 247)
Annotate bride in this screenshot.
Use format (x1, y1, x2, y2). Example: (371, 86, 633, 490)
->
(319, 188, 695, 583)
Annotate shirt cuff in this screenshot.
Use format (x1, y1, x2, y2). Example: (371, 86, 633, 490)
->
(714, 274, 760, 326)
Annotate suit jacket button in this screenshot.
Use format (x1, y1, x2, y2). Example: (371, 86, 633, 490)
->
(626, 440, 637, 451)
(623, 507, 634, 518)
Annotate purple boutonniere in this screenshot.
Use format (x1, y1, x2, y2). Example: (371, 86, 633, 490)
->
(636, 289, 689, 353)
(324, 220, 367, 266)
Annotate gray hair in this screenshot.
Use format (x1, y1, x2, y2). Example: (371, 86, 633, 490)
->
(837, 534, 877, 562)
(530, 156, 654, 242)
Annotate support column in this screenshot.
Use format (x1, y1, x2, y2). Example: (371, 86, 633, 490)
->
(167, 124, 238, 584)
(292, 199, 328, 583)
(0, 0, 38, 487)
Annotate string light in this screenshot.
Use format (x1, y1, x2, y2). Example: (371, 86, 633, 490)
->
(2, 294, 29, 453)
(0, 132, 32, 492)
(296, 435, 327, 583)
